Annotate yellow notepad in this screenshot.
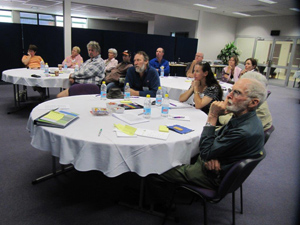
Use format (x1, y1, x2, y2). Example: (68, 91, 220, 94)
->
(159, 125, 169, 133)
(114, 124, 137, 136)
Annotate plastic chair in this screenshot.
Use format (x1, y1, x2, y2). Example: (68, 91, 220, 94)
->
(69, 84, 100, 96)
(264, 125, 275, 144)
(163, 153, 266, 225)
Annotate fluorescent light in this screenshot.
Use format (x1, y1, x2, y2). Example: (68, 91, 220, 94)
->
(289, 8, 300, 12)
(258, 0, 277, 4)
(194, 4, 216, 9)
(233, 12, 251, 17)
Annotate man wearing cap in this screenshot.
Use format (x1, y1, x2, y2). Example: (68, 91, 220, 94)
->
(104, 50, 133, 91)
(125, 51, 160, 97)
(149, 47, 170, 76)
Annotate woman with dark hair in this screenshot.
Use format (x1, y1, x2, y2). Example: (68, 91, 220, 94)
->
(240, 57, 258, 77)
(179, 62, 223, 114)
(221, 55, 242, 83)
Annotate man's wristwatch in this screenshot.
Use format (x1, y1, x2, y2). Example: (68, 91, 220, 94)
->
(205, 122, 213, 126)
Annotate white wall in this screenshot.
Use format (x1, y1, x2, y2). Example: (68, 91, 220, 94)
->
(236, 15, 300, 38)
(196, 11, 238, 60)
(88, 18, 147, 33)
(151, 15, 198, 37)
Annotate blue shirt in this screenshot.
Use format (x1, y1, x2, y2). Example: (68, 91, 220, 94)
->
(125, 66, 160, 97)
(149, 58, 170, 76)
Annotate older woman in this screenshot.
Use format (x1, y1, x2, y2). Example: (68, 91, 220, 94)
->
(179, 62, 223, 114)
(22, 44, 44, 69)
(221, 55, 241, 83)
(240, 58, 258, 77)
(104, 48, 118, 73)
(62, 46, 83, 68)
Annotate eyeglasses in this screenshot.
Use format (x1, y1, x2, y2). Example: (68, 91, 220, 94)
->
(229, 89, 244, 97)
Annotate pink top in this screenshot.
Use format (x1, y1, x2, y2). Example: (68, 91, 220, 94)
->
(222, 66, 242, 83)
(62, 54, 83, 68)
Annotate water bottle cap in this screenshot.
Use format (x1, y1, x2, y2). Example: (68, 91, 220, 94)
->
(165, 94, 169, 98)
(102, 81, 105, 84)
(161, 66, 164, 69)
(146, 94, 150, 98)
(158, 86, 161, 90)
(126, 82, 129, 85)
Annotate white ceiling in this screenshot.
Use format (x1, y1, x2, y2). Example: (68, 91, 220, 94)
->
(0, 0, 299, 23)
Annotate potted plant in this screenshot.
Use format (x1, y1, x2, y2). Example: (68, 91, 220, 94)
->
(217, 42, 240, 65)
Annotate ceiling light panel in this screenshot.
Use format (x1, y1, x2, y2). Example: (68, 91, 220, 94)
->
(194, 4, 216, 9)
(258, 0, 277, 4)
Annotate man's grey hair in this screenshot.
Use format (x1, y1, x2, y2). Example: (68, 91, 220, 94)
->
(241, 71, 268, 87)
(108, 48, 118, 57)
(87, 41, 101, 53)
(243, 78, 267, 108)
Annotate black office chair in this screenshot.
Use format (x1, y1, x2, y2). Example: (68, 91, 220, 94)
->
(264, 125, 275, 144)
(163, 153, 266, 225)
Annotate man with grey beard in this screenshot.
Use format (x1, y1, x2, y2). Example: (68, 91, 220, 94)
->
(124, 51, 160, 97)
(147, 78, 267, 204)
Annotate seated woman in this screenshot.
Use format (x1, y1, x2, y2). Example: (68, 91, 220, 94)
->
(62, 46, 83, 68)
(104, 48, 118, 73)
(179, 62, 223, 114)
(239, 57, 258, 77)
(21, 44, 44, 69)
(221, 55, 241, 83)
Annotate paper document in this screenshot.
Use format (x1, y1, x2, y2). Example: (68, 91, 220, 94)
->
(112, 113, 149, 125)
(135, 128, 169, 140)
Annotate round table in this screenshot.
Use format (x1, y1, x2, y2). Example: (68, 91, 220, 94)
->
(27, 95, 208, 178)
(160, 76, 232, 104)
(2, 68, 72, 88)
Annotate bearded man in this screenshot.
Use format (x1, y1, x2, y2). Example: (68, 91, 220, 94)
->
(147, 77, 267, 203)
(124, 51, 160, 97)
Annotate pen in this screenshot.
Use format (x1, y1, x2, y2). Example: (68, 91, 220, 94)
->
(131, 96, 139, 98)
(173, 116, 184, 118)
(170, 103, 177, 107)
(138, 112, 144, 116)
(98, 128, 102, 137)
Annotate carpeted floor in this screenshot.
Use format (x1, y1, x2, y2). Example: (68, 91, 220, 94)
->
(0, 82, 299, 225)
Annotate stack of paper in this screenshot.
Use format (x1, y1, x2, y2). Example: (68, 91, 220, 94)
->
(135, 128, 169, 140)
(112, 113, 149, 125)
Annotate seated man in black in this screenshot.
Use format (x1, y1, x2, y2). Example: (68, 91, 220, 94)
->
(147, 77, 267, 204)
(125, 51, 160, 97)
(104, 50, 133, 92)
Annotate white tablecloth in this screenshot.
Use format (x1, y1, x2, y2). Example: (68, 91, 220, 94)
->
(27, 95, 208, 177)
(293, 70, 300, 79)
(160, 77, 232, 104)
(2, 68, 72, 88)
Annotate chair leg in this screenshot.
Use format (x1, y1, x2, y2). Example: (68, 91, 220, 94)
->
(203, 201, 208, 225)
(232, 192, 235, 225)
(240, 185, 243, 214)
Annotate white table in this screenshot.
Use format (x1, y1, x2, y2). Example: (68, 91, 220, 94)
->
(27, 95, 208, 178)
(2, 68, 72, 109)
(160, 77, 232, 104)
(2, 68, 72, 88)
(293, 70, 300, 87)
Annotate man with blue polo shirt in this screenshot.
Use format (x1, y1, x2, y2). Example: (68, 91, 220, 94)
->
(125, 51, 160, 97)
(149, 47, 170, 76)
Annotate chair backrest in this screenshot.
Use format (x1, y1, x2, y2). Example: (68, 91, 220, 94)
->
(264, 125, 275, 144)
(217, 153, 266, 198)
(69, 84, 100, 96)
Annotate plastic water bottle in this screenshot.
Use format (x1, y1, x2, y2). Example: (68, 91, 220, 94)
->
(160, 66, 164, 77)
(161, 94, 170, 117)
(63, 61, 68, 72)
(100, 81, 107, 100)
(74, 63, 79, 72)
(143, 94, 151, 119)
(44, 63, 49, 73)
(156, 86, 162, 106)
(124, 82, 130, 100)
(40, 60, 45, 70)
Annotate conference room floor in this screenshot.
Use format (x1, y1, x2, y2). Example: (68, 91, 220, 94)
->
(0, 82, 299, 225)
